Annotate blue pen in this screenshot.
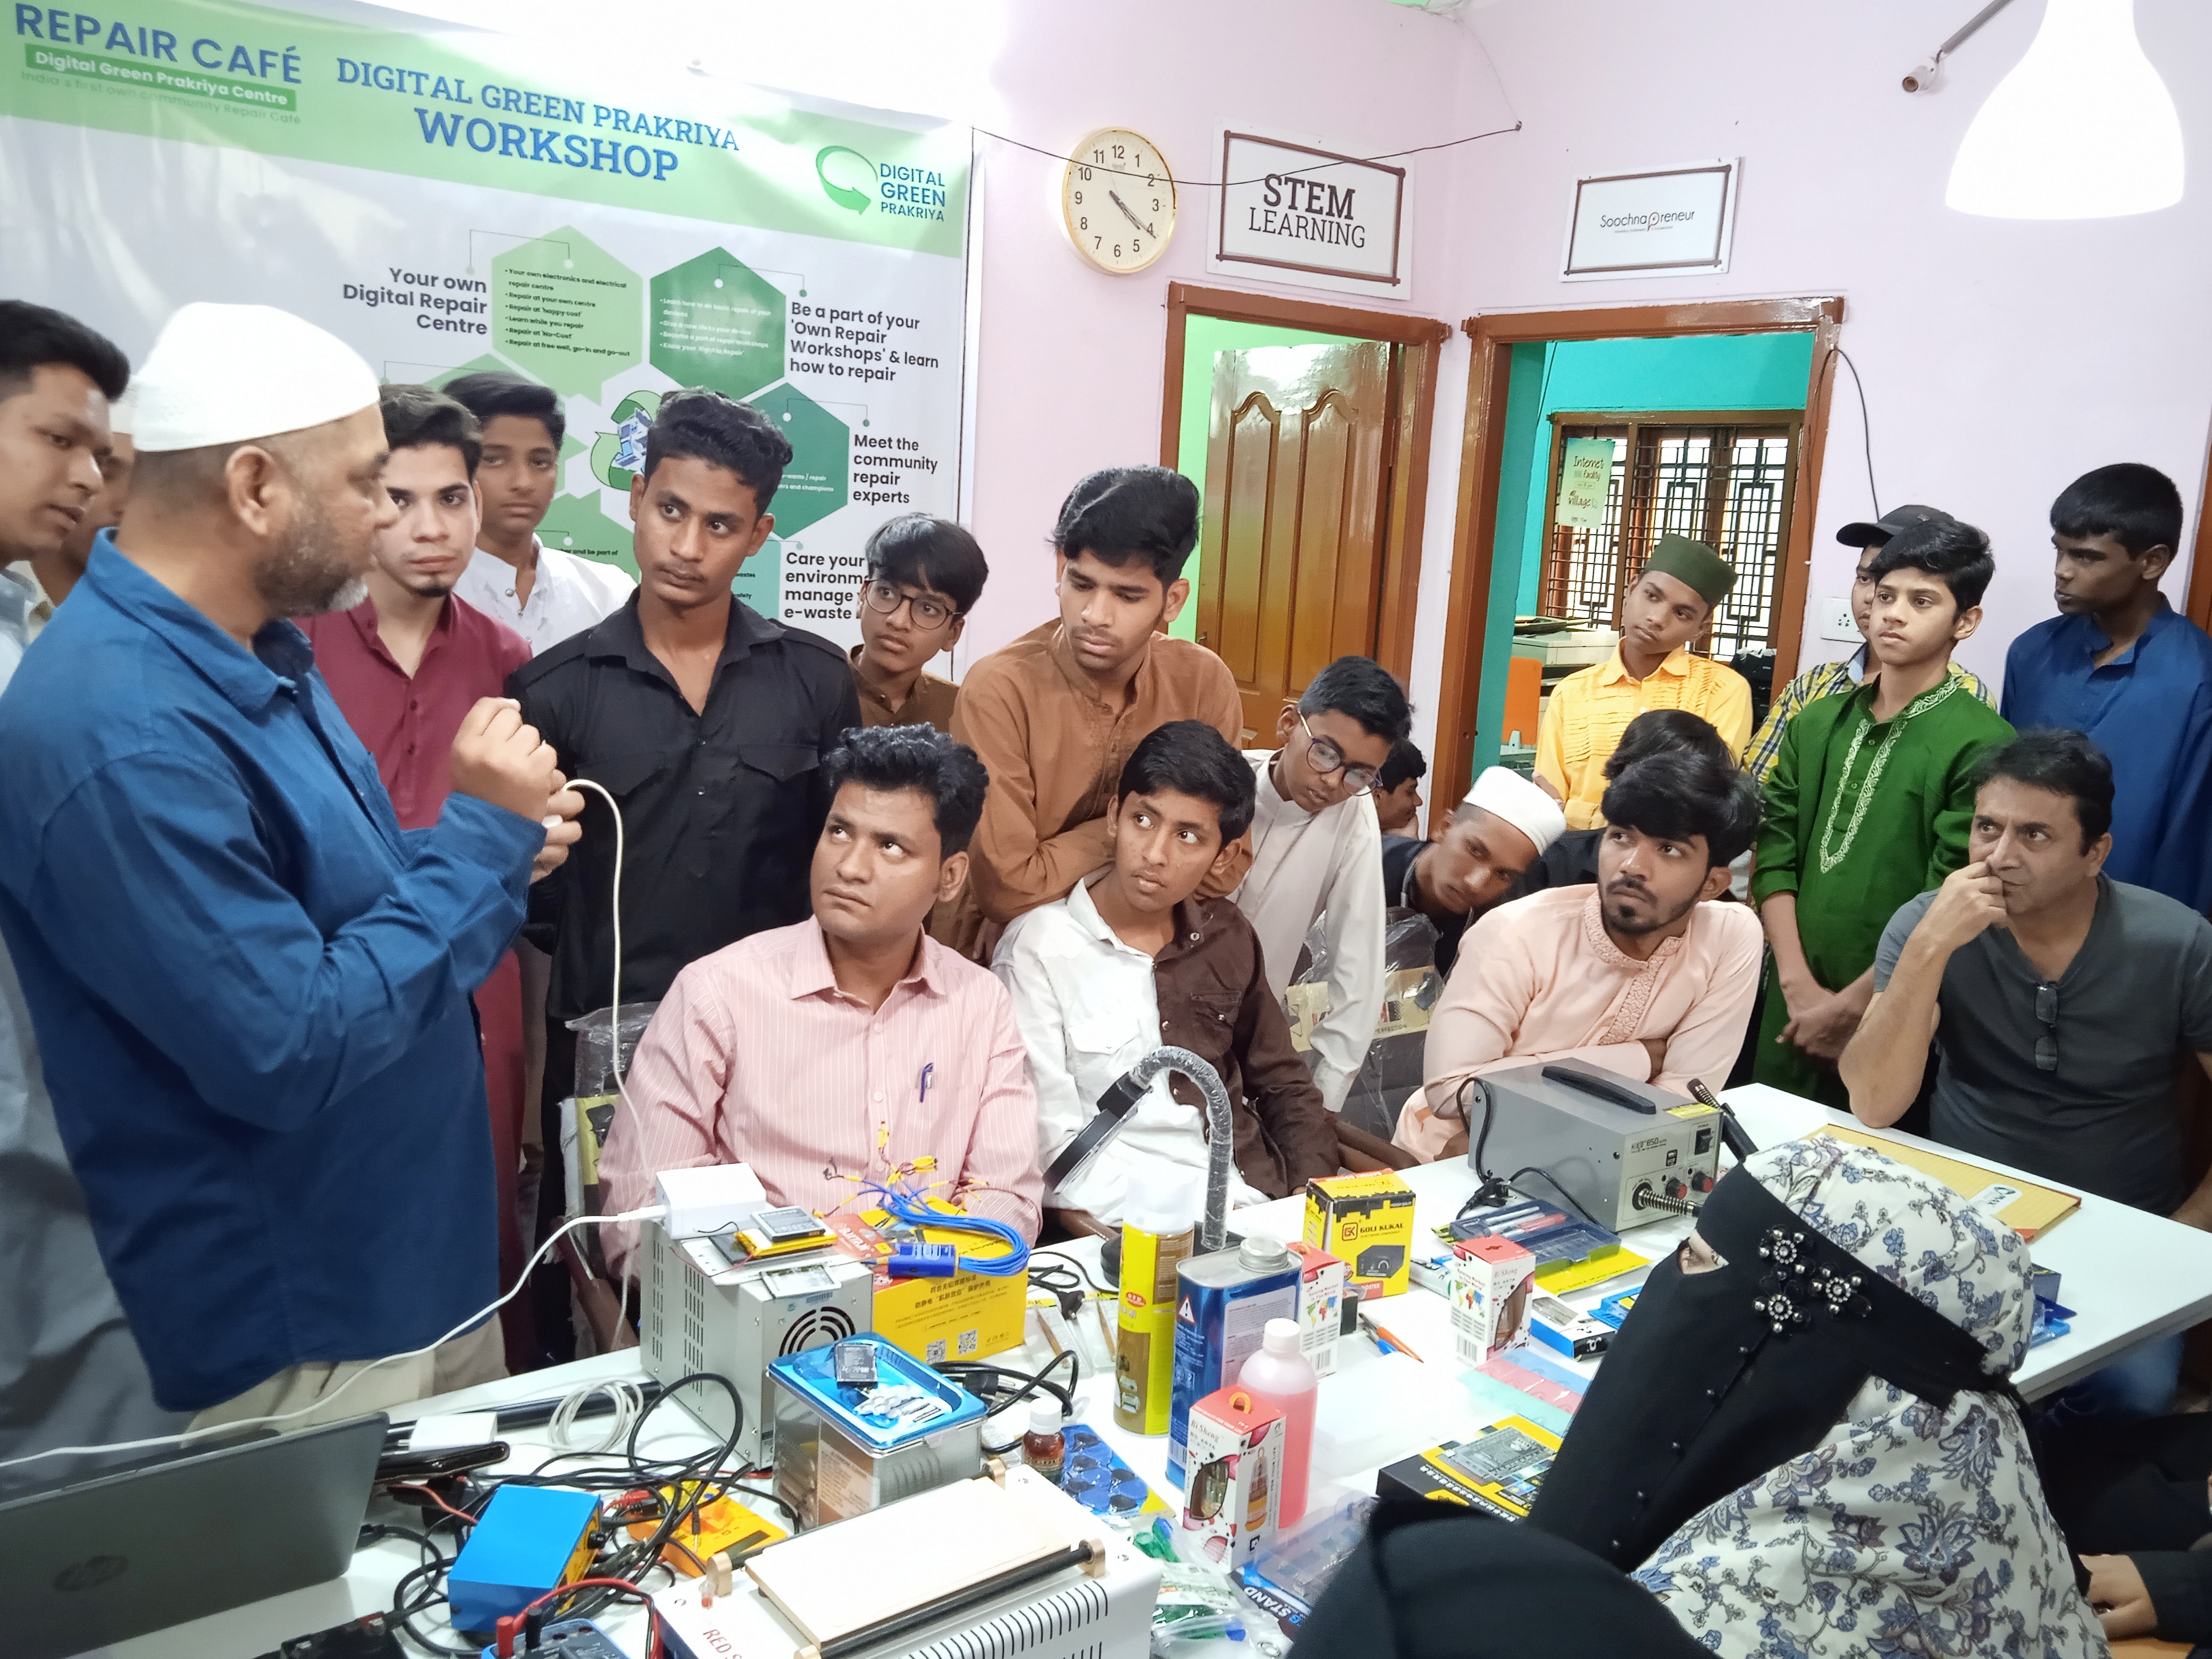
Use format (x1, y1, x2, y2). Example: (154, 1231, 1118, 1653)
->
(918, 1061, 934, 1104)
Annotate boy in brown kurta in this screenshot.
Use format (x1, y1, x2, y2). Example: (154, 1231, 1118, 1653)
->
(948, 467, 1247, 956)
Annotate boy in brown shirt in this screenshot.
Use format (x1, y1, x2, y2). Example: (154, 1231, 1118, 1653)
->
(994, 720, 1337, 1225)
(951, 467, 1247, 949)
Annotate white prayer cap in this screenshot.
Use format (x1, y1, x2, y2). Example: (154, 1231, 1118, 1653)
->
(130, 303, 378, 453)
(107, 383, 135, 439)
(1461, 766, 1567, 855)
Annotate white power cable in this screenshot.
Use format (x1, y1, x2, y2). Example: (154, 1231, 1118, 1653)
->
(564, 778, 647, 1324)
(0, 778, 647, 1476)
(0, 1202, 669, 1474)
(546, 1377, 645, 1454)
(565, 777, 630, 1104)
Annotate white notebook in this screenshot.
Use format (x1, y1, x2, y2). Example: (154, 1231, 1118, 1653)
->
(745, 1476, 1080, 1646)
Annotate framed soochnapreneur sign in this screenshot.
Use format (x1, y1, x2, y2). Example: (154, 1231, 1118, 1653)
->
(1561, 158, 1739, 282)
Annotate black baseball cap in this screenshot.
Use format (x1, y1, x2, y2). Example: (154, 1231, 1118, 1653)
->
(1836, 503, 1951, 548)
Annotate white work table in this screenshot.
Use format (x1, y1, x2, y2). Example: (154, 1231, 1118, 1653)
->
(89, 1082, 2212, 1658)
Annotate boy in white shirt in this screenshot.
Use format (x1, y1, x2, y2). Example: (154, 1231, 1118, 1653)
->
(446, 371, 632, 654)
(1233, 656, 1409, 1112)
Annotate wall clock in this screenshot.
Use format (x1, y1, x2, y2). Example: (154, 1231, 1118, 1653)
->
(1062, 128, 1177, 274)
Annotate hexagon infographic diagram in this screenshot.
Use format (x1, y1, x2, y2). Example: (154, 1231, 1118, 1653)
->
(430, 352, 586, 472)
(538, 491, 640, 579)
(589, 390, 662, 493)
(490, 226, 642, 400)
(426, 351, 509, 388)
(749, 382, 848, 537)
(733, 534, 782, 613)
(649, 249, 785, 401)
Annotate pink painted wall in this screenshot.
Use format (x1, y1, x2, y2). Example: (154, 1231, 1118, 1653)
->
(385, 0, 2212, 776)
(957, 0, 2212, 767)
(1446, 0, 2212, 698)
(951, 0, 1497, 715)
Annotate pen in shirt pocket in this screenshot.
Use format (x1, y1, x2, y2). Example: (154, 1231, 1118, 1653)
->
(918, 1062, 934, 1105)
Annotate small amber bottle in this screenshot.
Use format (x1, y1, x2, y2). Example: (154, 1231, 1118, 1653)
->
(1023, 1398, 1066, 1485)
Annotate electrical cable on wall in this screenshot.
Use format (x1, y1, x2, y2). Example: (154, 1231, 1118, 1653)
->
(972, 119, 1522, 187)
(1814, 345, 1881, 520)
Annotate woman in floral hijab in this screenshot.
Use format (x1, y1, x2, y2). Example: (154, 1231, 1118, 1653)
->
(1529, 1137, 2106, 1658)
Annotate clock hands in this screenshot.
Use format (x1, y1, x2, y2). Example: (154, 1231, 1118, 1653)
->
(1108, 189, 1151, 238)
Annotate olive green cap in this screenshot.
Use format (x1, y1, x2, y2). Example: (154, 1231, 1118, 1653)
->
(1645, 533, 1736, 609)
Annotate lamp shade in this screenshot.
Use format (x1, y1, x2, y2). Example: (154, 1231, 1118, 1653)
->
(1946, 0, 2183, 220)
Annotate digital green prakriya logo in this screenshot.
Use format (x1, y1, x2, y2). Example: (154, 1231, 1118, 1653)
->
(815, 145, 874, 214)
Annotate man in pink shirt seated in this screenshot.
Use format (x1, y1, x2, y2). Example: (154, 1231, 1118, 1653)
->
(1395, 747, 1763, 1161)
(600, 724, 1045, 1265)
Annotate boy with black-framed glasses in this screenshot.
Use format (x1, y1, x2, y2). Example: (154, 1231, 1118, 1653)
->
(849, 514, 988, 735)
(1233, 655, 1410, 1113)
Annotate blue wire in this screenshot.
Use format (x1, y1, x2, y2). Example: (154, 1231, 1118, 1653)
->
(856, 1178, 1032, 1278)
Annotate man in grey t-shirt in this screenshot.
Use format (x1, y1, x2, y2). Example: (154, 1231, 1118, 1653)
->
(1841, 730, 2212, 1419)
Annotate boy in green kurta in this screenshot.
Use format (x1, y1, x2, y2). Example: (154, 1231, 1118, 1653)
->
(1752, 517, 2014, 1105)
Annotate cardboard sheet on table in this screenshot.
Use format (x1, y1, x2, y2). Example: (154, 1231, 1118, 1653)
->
(1481, 1350, 1587, 1408)
(1311, 1351, 1468, 1478)
(1462, 1371, 1572, 1438)
(1807, 1125, 2080, 1238)
(747, 1476, 1075, 1645)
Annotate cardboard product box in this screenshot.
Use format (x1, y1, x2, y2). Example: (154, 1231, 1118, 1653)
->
(1527, 1292, 1611, 1360)
(824, 1211, 1026, 1364)
(1375, 1416, 1561, 1522)
(1178, 1387, 1285, 1569)
(1449, 1236, 1536, 1367)
(1287, 968, 1437, 1052)
(1303, 1171, 1416, 1298)
(1285, 1241, 1346, 1377)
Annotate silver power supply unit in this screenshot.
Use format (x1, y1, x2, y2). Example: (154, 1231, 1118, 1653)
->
(1462, 1059, 1723, 1231)
(638, 1219, 875, 1465)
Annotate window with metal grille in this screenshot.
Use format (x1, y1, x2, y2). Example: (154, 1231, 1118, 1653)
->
(1537, 410, 1803, 661)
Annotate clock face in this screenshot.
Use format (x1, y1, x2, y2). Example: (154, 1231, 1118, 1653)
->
(1062, 128, 1177, 274)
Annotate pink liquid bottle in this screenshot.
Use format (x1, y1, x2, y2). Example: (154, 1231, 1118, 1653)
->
(1237, 1317, 1317, 1525)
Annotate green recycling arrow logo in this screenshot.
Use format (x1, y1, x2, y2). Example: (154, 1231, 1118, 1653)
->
(816, 145, 875, 214)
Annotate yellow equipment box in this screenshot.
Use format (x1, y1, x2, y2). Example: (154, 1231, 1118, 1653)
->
(1303, 1170, 1416, 1297)
(826, 1210, 1027, 1364)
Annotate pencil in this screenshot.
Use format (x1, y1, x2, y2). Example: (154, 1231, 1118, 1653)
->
(1365, 1316, 1424, 1364)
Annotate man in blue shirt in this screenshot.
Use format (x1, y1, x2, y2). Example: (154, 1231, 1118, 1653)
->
(2002, 464, 2212, 912)
(0, 301, 190, 1485)
(0, 303, 577, 1430)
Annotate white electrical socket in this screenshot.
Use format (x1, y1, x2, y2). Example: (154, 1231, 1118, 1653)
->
(1817, 596, 1860, 643)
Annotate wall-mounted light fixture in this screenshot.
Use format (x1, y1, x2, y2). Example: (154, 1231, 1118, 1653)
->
(1910, 0, 2184, 220)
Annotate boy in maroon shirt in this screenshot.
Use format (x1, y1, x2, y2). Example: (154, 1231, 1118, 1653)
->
(301, 383, 534, 1367)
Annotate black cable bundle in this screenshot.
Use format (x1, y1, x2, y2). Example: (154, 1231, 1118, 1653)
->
(380, 1371, 799, 1655)
(934, 1348, 1079, 1458)
(1452, 1076, 1598, 1226)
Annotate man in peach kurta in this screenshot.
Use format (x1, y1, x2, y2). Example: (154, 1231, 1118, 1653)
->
(1396, 746, 1764, 1161)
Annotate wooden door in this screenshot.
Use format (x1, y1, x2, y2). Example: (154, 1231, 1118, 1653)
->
(1195, 340, 1397, 742)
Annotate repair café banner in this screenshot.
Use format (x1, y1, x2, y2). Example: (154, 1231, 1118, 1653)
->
(1, 0, 974, 646)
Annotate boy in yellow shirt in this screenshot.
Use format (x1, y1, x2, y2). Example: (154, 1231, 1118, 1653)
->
(1535, 533, 1752, 828)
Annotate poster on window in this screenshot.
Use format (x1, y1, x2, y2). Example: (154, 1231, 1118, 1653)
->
(1554, 437, 1615, 530)
(1, 0, 974, 650)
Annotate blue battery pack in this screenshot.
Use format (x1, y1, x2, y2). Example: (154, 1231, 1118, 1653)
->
(447, 1486, 599, 1634)
(886, 1239, 958, 1277)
